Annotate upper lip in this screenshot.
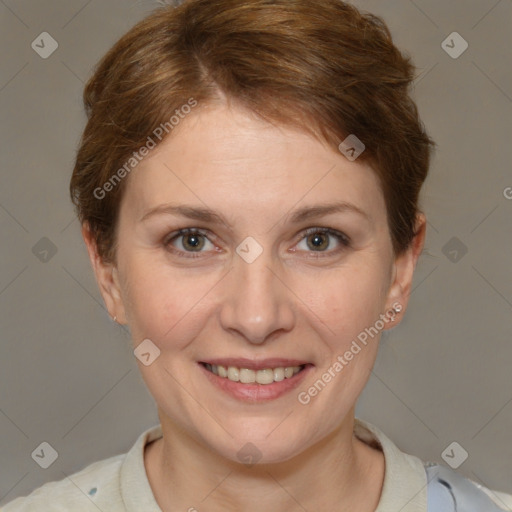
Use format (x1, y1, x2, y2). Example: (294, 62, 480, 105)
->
(200, 358, 312, 371)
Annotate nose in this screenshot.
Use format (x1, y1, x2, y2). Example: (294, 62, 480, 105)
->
(218, 245, 296, 345)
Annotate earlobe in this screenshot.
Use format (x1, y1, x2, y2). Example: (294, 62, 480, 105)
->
(81, 223, 127, 324)
(383, 213, 427, 326)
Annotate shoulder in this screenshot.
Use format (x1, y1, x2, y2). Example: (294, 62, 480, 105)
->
(1, 453, 125, 511)
(1, 424, 162, 512)
(354, 418, 512, 512)
(425, 463, 512, 512)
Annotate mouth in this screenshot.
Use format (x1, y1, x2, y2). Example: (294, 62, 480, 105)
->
(200, 362, 308, 385)
(198, 359, 313, 402)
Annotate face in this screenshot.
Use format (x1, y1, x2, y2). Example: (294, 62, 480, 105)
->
(86, 103, 423, 464)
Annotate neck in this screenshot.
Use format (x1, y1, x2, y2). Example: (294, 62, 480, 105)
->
(145, 408, 384, 512)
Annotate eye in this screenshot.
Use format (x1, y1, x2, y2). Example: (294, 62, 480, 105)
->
(294, 227, 351, 257)
(164, 228, 216, 258)
(164, 226, 351, 259)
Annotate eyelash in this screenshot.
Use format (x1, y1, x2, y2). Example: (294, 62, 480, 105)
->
(163, 227, 351, 259)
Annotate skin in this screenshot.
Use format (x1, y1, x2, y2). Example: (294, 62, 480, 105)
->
(83, 101, 426, 512)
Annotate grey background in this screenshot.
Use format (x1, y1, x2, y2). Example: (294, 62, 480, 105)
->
(1, 0, 511, 506)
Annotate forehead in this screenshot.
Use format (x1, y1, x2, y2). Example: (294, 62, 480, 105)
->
(120, 104, 385, 226)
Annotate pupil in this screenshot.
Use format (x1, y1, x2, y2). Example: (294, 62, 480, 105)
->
(185, 234, 203, 250)
(310, 233, 327, 250)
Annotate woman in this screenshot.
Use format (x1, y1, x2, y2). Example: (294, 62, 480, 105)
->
(3, 0, 511, 510)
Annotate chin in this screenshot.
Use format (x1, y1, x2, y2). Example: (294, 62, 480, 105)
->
(202, 424, 314, 466)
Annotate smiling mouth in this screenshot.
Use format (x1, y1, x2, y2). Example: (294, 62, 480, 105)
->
(200, 362, 309, 385)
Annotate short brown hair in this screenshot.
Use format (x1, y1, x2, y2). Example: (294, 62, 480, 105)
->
(70, 0, 435, 263)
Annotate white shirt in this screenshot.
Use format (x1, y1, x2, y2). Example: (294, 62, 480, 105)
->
(3, 418, 511, 511)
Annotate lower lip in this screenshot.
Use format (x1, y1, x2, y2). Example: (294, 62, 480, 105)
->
(198, 363, 313, 402)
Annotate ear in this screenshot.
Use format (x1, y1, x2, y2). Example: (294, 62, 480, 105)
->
(82, 223, 127, 324)
(383, 213, 427, 328)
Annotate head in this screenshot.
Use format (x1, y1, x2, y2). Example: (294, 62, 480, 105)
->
(71, 0, 434, 464)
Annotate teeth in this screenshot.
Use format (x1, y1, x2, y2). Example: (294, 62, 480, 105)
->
(227, 366, 239, 382)
(206, 364, 303, 384)
(257, 369, 275, 385)
(239, 368, 255, 383)
(273, 367, 285, 382)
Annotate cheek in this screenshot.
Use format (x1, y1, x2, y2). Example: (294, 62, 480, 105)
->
(298, 260, 389, 338)
(120, 241, 392, 354)
(119, 254, 220, 345)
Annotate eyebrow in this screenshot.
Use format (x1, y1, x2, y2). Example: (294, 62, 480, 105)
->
(139, 201, 371, 228)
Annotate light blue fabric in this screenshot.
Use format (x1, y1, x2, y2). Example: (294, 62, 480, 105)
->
(426, 463, 508, 511)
